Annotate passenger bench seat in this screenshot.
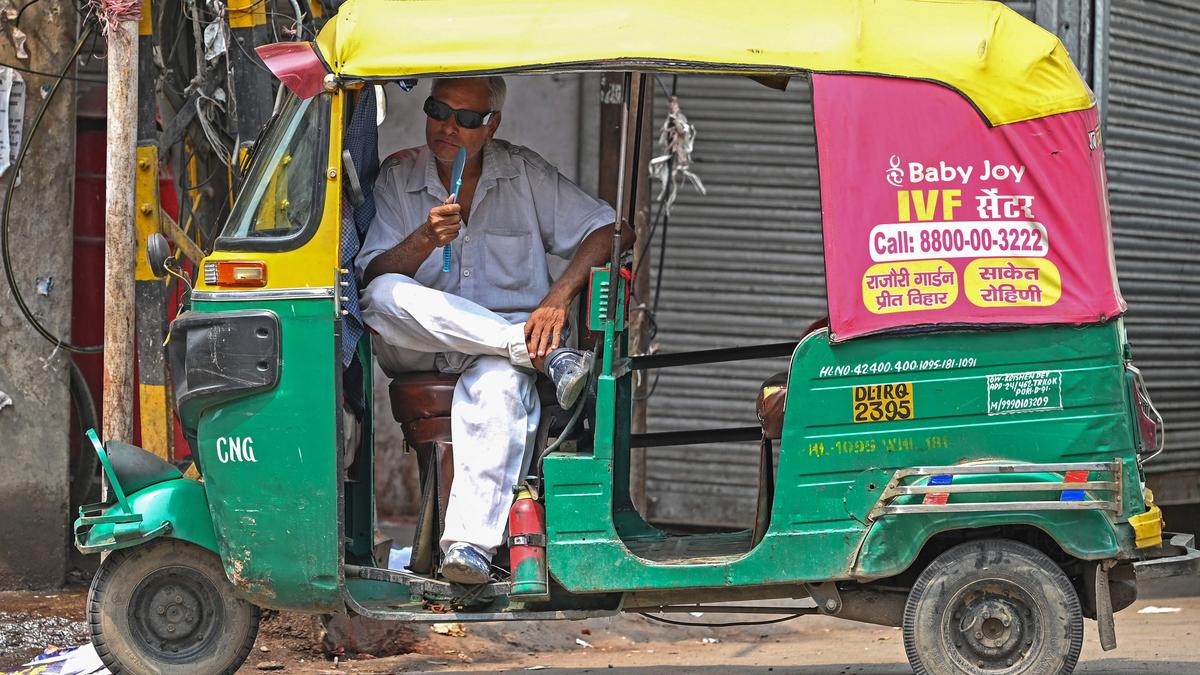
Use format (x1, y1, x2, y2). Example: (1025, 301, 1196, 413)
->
(755, 317, 827, 440)
(750, 316, 827, 546)
(756, 372, 788, 440)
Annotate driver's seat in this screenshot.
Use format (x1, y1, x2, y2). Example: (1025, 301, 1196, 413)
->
(388, 371, 560, 573)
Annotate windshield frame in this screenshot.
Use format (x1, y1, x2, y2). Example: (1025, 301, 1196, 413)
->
(214, 92, 332, 253)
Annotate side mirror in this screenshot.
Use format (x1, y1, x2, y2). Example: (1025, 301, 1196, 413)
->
(147, 232, 171, 278)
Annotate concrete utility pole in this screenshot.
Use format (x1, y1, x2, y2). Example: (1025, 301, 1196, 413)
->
(0, 0, 79, 588)
(102, 10, 140, 444)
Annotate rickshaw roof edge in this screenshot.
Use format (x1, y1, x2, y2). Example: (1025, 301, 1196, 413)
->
(306, 0, 1093, 126)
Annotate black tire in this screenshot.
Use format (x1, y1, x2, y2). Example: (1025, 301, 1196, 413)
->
(903, 539, 1083, 675)
(88, 539, 261, 675)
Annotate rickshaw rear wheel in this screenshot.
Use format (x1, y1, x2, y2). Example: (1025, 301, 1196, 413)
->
(88, 538, 261, 675)
(903, 538, 1082, 675)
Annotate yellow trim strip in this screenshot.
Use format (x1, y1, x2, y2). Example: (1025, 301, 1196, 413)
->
(138, 383, 172, 462)
(228, 0, 267, 29)
(138, 0, 153, 36)
(199, 92, 344, 291)
(134, 145, 161, 281)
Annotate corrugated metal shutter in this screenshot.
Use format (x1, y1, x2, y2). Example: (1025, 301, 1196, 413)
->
(1103, 0, 1200, 477)
(642, 2, 1042, 527)
(643, 75, 823, 527)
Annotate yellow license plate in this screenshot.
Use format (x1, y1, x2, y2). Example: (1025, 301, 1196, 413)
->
(852, 382, 914, 423)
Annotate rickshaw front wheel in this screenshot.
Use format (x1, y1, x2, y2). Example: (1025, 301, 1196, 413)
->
(903, 538, 1083, 675)
(88, 538, 262, 675)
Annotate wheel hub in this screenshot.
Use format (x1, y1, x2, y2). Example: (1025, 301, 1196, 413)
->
(958, 598, 1023, 656)
(128, 568, 219, 662)
(947, 586, 1038, 670)
(146, 584, 203, 642)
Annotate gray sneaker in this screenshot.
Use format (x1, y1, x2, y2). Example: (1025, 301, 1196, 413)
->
(545, 349, 594, 409)
(440, 542, 491, 585)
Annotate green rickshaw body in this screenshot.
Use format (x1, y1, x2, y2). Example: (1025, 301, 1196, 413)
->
(544, 320, 1145, 593)
(182, 297, 344, 610)
(785, 321, 1141, 577)
(161, 91, 349, 612)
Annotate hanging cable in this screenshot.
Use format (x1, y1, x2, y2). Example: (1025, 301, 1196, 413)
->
(639, 612, 806, 628)
(1, 27, 102, 353)
(0, 60, 105, 84)
(13, 0, 48, 25)
(68, 358, 100, 509)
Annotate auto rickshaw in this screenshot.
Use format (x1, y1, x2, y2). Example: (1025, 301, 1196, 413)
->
(74, 1, 1200, 673)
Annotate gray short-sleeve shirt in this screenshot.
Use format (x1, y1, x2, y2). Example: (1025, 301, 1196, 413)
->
(356, 139, 615, 323)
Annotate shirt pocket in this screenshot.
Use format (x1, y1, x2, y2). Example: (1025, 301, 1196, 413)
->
(484, 229, 532, 290)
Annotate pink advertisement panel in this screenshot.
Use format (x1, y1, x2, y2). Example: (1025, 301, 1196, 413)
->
(812, 74, 1125, 341)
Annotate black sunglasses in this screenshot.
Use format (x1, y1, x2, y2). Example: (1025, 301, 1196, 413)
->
(423, 96, 496, 129)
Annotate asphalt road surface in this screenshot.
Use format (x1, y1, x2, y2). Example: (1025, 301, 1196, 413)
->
(233, 593, 1200, 674)
(4, 586, 1198, 673)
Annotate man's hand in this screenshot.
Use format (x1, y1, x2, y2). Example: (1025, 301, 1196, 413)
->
(525, 293, 571, 362)
(420, 195, 462, 247)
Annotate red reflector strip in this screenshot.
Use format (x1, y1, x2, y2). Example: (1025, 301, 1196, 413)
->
(1061, 470, 1089, 502)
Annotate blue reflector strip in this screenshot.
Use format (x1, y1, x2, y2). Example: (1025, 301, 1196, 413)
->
(929, 474, 953, 486)
(1060, 490, 1086, 501)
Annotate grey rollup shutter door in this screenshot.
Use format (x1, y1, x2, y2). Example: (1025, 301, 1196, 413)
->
(1103, 1, 1200, 488)
(644, 76, 824, 527)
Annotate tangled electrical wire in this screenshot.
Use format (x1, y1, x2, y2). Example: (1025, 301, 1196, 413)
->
(2, 0, 321, 352)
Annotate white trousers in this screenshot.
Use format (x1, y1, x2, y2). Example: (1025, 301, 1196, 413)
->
(361, 274, 539, 558)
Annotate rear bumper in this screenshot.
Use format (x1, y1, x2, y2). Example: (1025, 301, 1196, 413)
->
(1134, 532, 1200, 581)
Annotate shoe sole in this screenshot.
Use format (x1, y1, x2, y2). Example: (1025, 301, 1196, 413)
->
(557, 353, 594, 409)
(440, 561, 490, 585)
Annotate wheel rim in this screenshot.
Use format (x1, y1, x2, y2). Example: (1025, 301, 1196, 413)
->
(942, 579, 1041, 671)
(126, 565, 223, 662)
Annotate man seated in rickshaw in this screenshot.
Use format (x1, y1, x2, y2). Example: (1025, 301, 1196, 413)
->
(355, 76, 632, 584)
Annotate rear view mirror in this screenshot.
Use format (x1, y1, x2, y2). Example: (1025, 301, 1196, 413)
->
(147, 232, 171, 278)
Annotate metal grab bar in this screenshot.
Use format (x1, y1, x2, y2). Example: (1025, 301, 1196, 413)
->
(630, 342, 798, 370)
(630, 426, 763, 448)
(866, 460, 1123, 522)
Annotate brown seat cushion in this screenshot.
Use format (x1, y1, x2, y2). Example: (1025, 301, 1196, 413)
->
(389, 371, 559, 426)
(757, 371, 788, 440)
(390, 372, 460, 424)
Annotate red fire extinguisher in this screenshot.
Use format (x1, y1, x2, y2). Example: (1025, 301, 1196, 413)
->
(508, 483, 549, 598)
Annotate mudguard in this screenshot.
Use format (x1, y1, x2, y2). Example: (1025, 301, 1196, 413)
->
(73, 430, 217, 555)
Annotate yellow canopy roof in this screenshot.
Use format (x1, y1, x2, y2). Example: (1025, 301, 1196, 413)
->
(315, 0, 1092, 126)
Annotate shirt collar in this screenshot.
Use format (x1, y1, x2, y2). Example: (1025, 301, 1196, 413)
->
(407, 140, 520, 198)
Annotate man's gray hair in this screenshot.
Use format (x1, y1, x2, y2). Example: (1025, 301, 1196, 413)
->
(484, 76, 506, 112)
(432, 76, 507, 112)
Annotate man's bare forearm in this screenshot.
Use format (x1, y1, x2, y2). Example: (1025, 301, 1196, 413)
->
(363, 230, 438, 285)
(543, 223, 634, 305)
